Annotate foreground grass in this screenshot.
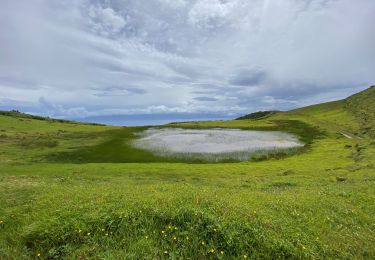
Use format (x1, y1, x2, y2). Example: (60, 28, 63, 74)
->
(0, 87, 374, 259)
(1, 139, 374, 259)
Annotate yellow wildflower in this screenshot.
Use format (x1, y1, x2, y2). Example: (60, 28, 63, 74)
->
(209, 249, 215, 253)
(36, 253, 41, 257)
(173, 236, 177, 240)
(87, 232, 90, 236)
(243, 255, 248, 259)
(201, 241, 205, 245)
(220, 251, 224, 255)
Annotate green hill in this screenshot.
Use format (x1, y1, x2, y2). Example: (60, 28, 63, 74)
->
(235, 110, 278, 120)
(0, 87, 374, 259)
(345, 86, 375, 137)
(236, 86, 375, 138)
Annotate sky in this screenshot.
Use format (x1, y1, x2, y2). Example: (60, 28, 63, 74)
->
(0, 0, 374, 125)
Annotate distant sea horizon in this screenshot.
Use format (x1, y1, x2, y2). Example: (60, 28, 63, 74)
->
(73, 113, 238, 126)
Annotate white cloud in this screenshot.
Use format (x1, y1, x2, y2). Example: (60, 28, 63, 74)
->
(88, 6, 127, 36)
(158, 0, 187, 9)
(188, 0, 237, 29)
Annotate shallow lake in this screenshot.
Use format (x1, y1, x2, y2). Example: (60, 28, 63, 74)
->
(133, 128, 303, 161)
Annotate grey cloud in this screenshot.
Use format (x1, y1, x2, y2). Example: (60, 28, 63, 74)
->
(92, 86, 147, 97)
(0, 0, 374, 119)
(38, 97, 55, 110)
(118, 87, 147, 95)
(229, 69, 266, 86)
(0, 76, 39, 90)
(38, 96, 90, 117)
(194, 97, 218, 102)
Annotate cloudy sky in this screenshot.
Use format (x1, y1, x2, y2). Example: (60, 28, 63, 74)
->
(1, 0, 374, 124)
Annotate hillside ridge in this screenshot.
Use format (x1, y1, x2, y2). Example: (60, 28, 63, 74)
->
(1, 86, 374, 132)
(236, 86, 374, 137)
(345, 86, 375, 137)
(237, 86, 373, 119)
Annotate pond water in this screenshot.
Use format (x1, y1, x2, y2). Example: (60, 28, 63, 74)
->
(133, 128, 304, 161)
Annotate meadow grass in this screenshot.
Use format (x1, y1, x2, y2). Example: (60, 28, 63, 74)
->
(0, 87, 374, 259)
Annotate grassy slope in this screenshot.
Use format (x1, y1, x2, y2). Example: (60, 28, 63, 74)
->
(0, 88, 374, 259)
(345, 86, 375, 137)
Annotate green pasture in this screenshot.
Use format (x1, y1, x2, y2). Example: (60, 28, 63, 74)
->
(0, 87, 374, 259)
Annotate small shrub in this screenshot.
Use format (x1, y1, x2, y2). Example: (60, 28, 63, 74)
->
(336, 176, 348, 182)
(281, 170, 294, 176)
(269, 182, 297, 188)
(19, 138, 59, 149)
(262, 182, 297, 192)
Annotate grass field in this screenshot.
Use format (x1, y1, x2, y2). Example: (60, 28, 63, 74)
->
(0, 87, 374, 259)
